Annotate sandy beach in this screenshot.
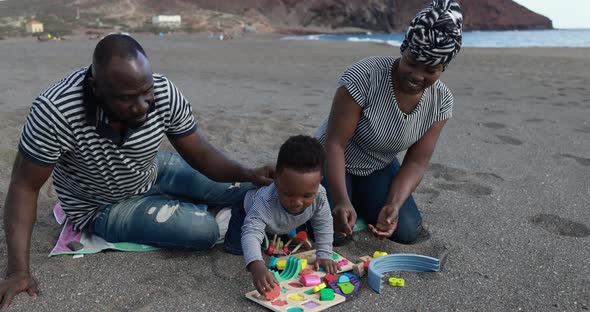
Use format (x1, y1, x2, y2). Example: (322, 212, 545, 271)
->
(0, 33, 589, 311)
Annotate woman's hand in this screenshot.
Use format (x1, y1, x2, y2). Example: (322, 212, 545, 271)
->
(368, 204, 399, 239)
(332, 202, 357, 237)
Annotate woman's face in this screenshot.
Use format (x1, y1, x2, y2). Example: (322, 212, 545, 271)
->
(395, 49, 444, 95)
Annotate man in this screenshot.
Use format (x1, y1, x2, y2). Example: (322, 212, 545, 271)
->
(0, 34, 273, 309)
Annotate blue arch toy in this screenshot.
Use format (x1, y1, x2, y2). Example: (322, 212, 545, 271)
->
(368, 254, 440, 293)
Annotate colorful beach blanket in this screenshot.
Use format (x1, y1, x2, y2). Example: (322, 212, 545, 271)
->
(49, 203, 158, 257)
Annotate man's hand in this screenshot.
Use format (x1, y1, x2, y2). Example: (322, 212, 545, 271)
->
(368, 204, 399, 239)
(315, 258, 339, 275)
(248, 165, 275, 187)
(0, 271, 38, 310)
(249, 261, 278, 296)
(332, 202, 356, 237)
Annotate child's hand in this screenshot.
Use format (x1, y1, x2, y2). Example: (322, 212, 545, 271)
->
(250, 261, 279, 295)
(315, 258, 339, 274)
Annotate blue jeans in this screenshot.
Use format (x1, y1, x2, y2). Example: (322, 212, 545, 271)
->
(92, 151, 253, 250)
(223, 197, 247, 255)
(322, 159, 422, 244)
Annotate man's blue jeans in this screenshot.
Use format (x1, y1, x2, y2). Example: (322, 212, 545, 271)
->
(92, 151, 253, 250)
(322, 159, 423, 244)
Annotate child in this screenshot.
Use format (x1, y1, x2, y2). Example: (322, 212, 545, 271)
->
(224, 135, 338, 295)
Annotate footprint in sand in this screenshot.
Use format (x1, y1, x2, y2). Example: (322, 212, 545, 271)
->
(495, 135, 523, 146)
(482, 122, 507, 129)
(559, 153, 590, 166)
(428, 163, 501, 197)
(524, 118, 546, 123)
(530, 214, 590, 238)
(574, 126, 590, 133)
(483, 108, 509, 115)
(415, 187, 441, 203)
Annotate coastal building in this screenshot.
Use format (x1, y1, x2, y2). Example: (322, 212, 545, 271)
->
(151, 15, 181, 28)
(26, 20, 44, 33)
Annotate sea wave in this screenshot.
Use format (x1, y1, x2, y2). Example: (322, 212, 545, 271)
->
(346, 37, 403, 46)
(281, 29, 590, 48)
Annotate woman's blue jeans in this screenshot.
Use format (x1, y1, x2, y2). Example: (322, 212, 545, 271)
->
(92, 151, 253, 250)
(322, 159, 423, 244)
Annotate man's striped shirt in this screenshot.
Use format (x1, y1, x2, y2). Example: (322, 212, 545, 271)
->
(315, 56, 453, 176)
(19, 67, 197, 229)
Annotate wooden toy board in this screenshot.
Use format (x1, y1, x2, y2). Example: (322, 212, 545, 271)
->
(245, 251, 353, 312)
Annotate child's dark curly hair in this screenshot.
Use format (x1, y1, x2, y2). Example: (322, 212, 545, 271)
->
(276, 135, 325, 174)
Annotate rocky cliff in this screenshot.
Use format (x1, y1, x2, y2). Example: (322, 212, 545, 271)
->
(187, 0, 553, 32)
(0, 0, 553, 37)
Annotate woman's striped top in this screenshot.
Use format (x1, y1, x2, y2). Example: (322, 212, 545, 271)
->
(315, 56, 453, 176)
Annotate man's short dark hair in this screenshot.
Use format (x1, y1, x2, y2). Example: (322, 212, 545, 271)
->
(92, 34, 147, 72)
(276, 135, 325, 174)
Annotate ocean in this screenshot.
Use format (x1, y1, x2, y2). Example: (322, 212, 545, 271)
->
(281, 29, 590, 48)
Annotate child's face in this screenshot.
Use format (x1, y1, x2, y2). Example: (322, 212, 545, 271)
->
(275, 167, 321, 214)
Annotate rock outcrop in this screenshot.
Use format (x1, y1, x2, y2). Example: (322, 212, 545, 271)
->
(0, 0, 553, 37)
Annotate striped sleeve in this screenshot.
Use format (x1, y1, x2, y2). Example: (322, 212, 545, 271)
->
(241, 195, 271, 268)
(18, 96, 72, 166)
(435, 82, 454, 121)
(309, 188, 334, 260)
(165, 79, 197, 138)
(337, 57, 374, 108)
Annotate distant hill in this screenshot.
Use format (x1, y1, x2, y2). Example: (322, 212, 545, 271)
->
(0, 0, 552, 38)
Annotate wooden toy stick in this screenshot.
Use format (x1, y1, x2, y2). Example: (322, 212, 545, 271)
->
(283, 230, 298, 249)
(291, 232, 311, 254)
(266, 234, 277, 255)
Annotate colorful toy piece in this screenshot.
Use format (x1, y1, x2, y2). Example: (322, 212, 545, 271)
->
(368, 254, 440, 293)
(324, 274, 337, 284)
(312, 282, 326, 293)
(388, 277, 405, 287)
(343, 273, 358, 280)
(320, 288, 335, 301)
(300, 275, 321, 287)
(291, 231, 311, 254)
(373, 251, 388, 258)
(268, 256, 278, 269)
(337, 275, 350, 284)
(267, 234, 277, 255)
(300, 258, 308, 270)
(299, 267, 313, 276)
(276, 258, 287, 271)
(337, 259, 349, 267)
(270, 257, 301, 282)
(337, 282, 355, 295)
(352, 262, 366, 277)
(328, 274, 361, 298)
(287, 294, 305, 301)
(359, 255, 373, 271)
(264, 284, 281, 301)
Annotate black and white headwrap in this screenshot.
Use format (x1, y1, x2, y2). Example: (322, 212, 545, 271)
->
(400, 0, 463, 70)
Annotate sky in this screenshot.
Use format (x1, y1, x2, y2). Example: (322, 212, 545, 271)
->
(513, 0, 590, 29)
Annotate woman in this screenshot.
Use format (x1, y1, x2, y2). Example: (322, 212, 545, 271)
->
(316, 0, 463, 244)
